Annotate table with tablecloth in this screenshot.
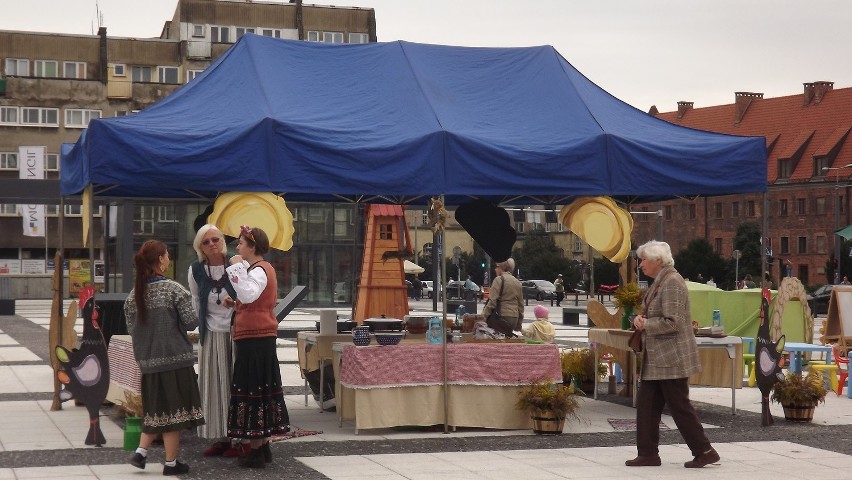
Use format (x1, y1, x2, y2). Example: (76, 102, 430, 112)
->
(334, 342, 562, 432)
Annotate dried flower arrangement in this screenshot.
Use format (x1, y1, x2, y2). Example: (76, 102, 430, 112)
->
(117, 391, 144, 418)
(613, 283, 643, 310)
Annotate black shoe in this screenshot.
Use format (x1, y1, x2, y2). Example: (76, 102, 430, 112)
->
(684, 448, 720, 468)
(163, 461, 190, 476)
(238, 447, 265, 468)
(625, 455, 661, 467)
(261, 442, 272, 463)
(129, 452, 146, 469)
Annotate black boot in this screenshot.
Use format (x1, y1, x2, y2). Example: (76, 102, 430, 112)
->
(261, 442, 272, 463)
(238, 447, 265, 468)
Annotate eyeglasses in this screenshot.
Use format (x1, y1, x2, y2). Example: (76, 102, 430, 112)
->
(240, 225, 255, 243)
(201, 237, 221, 246)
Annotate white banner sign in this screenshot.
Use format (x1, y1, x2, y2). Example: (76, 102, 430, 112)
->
(22, 204, 45, 237)
(19, 146, 46, 237)
(21, 259, 45, 274)
(18, 146, 45, 180)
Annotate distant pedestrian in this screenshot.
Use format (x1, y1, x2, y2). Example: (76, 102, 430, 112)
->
(706, 277, 716, 288)
(554, 274, 565, 306)
(412, 276, 422, 300)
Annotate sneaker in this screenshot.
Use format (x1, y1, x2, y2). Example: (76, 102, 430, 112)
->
(129, 452, 146, 469)
(625, 455, 661, 467)
(684, 448, 720, 468)
(163, 461, 190, 476)
(222, 442, 251, 457)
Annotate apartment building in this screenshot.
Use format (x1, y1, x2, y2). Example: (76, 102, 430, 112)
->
(632, 81, 852, 287)
(0, 0, 375, 302)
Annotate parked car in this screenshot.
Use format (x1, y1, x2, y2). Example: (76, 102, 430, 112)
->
(808, 284, 833, 315)
(422, 280, 441, 299)
(446, 280, 482, 300)
(521, 280, 557, 301)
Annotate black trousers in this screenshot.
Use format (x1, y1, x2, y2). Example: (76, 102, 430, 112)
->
(636, 377, 712, 457)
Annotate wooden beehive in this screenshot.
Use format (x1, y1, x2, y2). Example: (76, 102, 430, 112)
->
(353, 204, 411, 322)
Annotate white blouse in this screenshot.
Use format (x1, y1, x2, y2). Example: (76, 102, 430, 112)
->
(225, 260, 268, 304)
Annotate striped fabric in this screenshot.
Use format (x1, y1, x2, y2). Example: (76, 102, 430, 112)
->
(107, 337, 141, 395)
(197, 330, 234, 439)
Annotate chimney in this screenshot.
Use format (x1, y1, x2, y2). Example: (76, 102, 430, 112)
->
(677, 101, 693, 120)
(813, 81, 834, 105)
(734, 92, 763, 125)
(803, 82, 815, 106)
(647, 105, 659, 116)
(98, 27, 108, 84)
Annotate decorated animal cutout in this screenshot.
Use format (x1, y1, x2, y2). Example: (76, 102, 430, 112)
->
(755, 288, 785, 426)
(55, 297, 110, 446)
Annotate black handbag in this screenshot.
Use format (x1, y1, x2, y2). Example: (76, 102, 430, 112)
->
(486, 280, 502, 325)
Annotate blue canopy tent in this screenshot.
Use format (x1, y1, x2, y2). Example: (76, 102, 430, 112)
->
(61, 34, 767, 204)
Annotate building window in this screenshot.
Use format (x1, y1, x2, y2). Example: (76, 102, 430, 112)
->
(714, 202, 722, 219)
(34, 60, 59, 78)
(798, 265, 809, 285)
(131, 66, 153, 82)
(21, 107, 59, 126)
(816, 235, 826, 254)
(349, 32, 369, 44)
(0, 152, 18, 170)
(4, 58, 29, 76)
(796, 198, 806, 215)
(778, 159, 791, 179)
(134, 206, 155, 234)
(112, 64, 126, 76)
(157, 206, 175, 222)
(841, 195, 846, 214)
(236, 27, 255, 38)
(157, 66, 179, 84)
(516, 222, 525, 233)
(186, 69, 203, 83)
(732, 201, 739, 217)
(192, 24, 205, 37)
(64, 109, 102, 128)
(261, 28, 282, 38)
(65, 205, 82, 216)
(0, 106, 18, 124)
(780, 236, 789, 255)
(421, 211, 429, 225)
(816, 196, 826, 215)
(688, 204, 696, 220)
(323, 31, 344, 43)
(63, 61, 86, 79)
(797, 236, 807, 254)
(0, 204, 17, 215)
(779, 199, 788, 216)
(713, 238, 722, 254)
(46, 153, 59, 171)
(746, 200, 755, 217)
(664, 205, 672, 220)
(307, 31, 320, 42)
(210, 26, 231, 43)
(379, 223, 393, 240)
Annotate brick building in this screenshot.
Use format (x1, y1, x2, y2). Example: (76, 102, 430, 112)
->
(632, 81, 852, 287)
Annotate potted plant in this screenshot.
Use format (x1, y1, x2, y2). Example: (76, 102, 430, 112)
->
(117, 391, 144, 450)
(560, 348, 607, 395)
(515, 380, 580, 434)
(770, 370, 828, 422)
(613, 283, 643, 329)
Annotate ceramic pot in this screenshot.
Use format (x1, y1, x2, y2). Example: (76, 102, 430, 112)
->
(352, 325, 371, 346)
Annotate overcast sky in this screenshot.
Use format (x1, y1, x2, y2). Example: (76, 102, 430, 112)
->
(2, 0, 850, 112)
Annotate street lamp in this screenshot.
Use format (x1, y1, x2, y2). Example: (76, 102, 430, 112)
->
(821, 163, 852, 284)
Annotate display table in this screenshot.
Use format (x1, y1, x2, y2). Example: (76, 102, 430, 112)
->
(334, 343, 561, 432)
(589, 329, 742, 414)
(106, 335, 141, 405)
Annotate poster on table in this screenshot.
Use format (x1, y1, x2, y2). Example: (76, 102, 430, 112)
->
(69, 259, 92, 294)
(21, 259, 45, 274)
(0, 260, 22, 275)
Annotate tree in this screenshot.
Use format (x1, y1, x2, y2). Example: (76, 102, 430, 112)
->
(732, 221, 763, 286)
(673, 238, 728, 286)
(511, 229, 575, 283)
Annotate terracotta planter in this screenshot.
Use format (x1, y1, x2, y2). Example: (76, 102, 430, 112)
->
(531, 410, 565, 434)
(782, 401, 817, 422)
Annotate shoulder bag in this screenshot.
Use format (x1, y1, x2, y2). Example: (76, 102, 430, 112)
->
(486, 277, 503, 325)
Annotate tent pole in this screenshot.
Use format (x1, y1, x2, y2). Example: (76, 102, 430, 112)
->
(761, 192, 768, 287)
(440, 208, 449, 434)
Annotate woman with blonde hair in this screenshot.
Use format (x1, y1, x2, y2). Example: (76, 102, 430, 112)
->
(188, 224, 245, 457)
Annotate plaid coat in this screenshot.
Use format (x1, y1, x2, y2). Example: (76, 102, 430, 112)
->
(639, 266, 701, 380)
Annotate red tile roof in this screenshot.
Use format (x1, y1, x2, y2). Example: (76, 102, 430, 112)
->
(368, 204, 403, 217)
(655, 83, 852, 185)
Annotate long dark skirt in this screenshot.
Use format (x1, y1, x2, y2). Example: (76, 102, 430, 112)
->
(227, 337, 290, 439)
(140, 366, 205, 434)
